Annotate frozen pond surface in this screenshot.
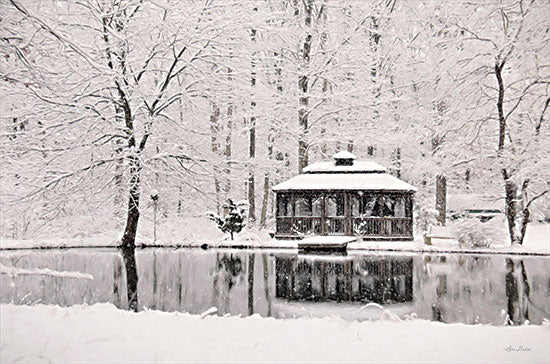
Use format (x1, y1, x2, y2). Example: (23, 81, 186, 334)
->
(1, 248, 549, 326)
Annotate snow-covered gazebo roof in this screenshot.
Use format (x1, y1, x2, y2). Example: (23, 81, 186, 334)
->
(272, 173, 416, 192)
(273, 153, 416, 192)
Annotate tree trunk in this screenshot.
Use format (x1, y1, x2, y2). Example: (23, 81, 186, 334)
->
(210, 103, 221, 211)
(393, 147, 401, 178)
(260, 171, 270, 228)
(248, 111, 256, 221)
(319, 76, 329, 157)
(103, 13, 142, 249)
(248, 20, 257, 221)
(495, 61, 506, 152)
(502, 169, 518, 244)
(121, 155, 142, 248)
(496, 56, 524, 245)
(298, 73, 309, 173)
(177, 186, 183, 216)
(260, 51, 283, 228)
(297, 0, 313, 174)
(435, 174, 447, 226)
(260, 107, 276, 227)
(113, 141, 125, 224)
(318, 6, 329, 158)
(518, 179, 530, 245)
(102, 17, 125, 224)
(225, 68, 233, 195)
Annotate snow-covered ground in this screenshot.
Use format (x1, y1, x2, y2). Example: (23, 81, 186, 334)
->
(347, 222, 550, 255)
(1, 216, 548, 255)
(1, 303, 549, 364)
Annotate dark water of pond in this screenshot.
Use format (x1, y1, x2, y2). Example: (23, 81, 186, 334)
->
(1, 248, 549, 326)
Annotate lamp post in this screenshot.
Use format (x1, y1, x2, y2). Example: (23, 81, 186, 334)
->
(150, 189, 159, 244)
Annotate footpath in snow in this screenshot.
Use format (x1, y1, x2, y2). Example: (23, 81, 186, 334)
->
(1, 303, 549, 364)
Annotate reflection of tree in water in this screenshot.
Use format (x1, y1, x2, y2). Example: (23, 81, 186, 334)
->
(505, 258, 530, 325)
(121, 246, 138, 312)
(460, 255, 491, 271)
(217, 254, 244, 289)
(262, 254, 272, 316)
(113, 256, 123, 309)
(428, 255, 494, 323)
(212, 253, 245, 314)
(247, 253, 255, 316)
(421, 254, 549, 325)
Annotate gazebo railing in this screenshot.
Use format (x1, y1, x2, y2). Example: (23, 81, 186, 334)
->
(327, 217, 345, 235)
(276, 217, 323, 236)
(352, 217, 412, 238)
(276, 216, 412, 238)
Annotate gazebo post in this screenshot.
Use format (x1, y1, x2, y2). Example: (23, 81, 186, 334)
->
(345, 192, 352, 236)
(321, 192, 327, 236)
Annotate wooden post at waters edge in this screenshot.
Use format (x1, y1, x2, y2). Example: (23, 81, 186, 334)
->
(436, 175, 447, 226)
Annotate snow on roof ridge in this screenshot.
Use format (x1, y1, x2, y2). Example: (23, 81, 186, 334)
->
(302, 160, 387, 173)
(333, 151, 356, 159)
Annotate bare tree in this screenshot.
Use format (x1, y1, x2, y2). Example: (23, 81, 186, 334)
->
(2, 0, 240, 247)
(446, 0, 549, 244)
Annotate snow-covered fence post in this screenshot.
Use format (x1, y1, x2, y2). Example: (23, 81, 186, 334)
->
(150, 190, 159, 244)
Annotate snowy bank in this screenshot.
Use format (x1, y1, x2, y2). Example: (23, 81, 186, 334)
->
(1, 304, 549, 364)
(1, 221, 548, 256)
(347, 222, 550, 255)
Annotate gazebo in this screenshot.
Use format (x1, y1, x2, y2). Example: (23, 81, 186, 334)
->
(272, 151, 416, 240)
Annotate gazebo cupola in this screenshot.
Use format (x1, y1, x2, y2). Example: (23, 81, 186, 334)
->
(272, 152, 416, 240)
(333, 151, 356, 166)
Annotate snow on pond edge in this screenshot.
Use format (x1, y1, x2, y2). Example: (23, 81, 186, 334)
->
(1, 223, 548, 255)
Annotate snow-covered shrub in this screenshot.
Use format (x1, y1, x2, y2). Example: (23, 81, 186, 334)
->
(415, 205, 439, 233)
(449, 217, 505, 247)
(206, 199, 248, 240)
(353, 220, 369, 239)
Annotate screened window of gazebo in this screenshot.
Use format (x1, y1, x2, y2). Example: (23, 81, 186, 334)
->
(352, 194, 377, 217)
(277, 194, 293, 217)
(326, 194, 345, 216)
(394, 197, 406, 218)
(295, 195, 323, 217)
(352, 194, 407, 218)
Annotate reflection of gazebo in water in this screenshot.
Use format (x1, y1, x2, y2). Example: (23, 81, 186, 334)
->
(272, 152, 416, 240)
(274, 254, 413, 304)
